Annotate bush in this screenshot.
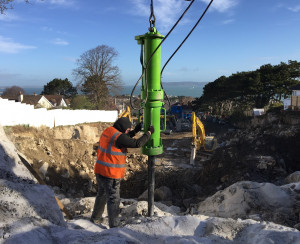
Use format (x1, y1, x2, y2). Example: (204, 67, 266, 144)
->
(228, 110, 251, 123)
(70, 95, 95, 110)
(267, 102, 283, 113)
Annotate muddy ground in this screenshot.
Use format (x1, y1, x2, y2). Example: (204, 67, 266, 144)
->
(4, 111, 300, 214)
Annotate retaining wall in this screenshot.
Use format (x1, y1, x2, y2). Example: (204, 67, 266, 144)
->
(0, 98, 118, 127)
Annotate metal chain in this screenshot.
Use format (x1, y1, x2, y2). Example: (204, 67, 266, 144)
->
(149, 0, 156, 30)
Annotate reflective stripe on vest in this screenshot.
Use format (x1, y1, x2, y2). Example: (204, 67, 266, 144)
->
(94, 127, 126, 179)
(98, 131, 126, 156)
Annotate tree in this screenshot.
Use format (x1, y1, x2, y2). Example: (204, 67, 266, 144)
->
(41, 78, 77, 98)
(2, 85, 25, 97)
(70, 95, 95, 110)
(73, 45, 122, 109)
(193, 60, 300, 115)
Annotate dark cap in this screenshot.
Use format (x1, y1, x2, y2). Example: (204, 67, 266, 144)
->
(113, 117, 132, 133)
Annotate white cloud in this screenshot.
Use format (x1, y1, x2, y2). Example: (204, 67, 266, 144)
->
(48, 0, 75, 6)
(32, 0, 76, 7)
(0, 36, 36, 54)
(130, 0, 238, 31)
(287, 5, 300, 12)
(41, 26, 53, 32)
(130, 0, 186, 32)
(63, 56, 76, 62)
(200, 0, 238, 13)
(50, 38, 69, 46)
(222, 18, 234, 25)
(0, 12, 19, 22)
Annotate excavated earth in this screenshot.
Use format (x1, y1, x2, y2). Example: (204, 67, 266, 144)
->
(4, 110, 300, 227)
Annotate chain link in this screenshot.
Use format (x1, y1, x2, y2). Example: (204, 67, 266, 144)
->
(149, 0, 156, 30)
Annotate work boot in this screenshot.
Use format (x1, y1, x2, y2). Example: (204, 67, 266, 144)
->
(90, 217, 104, 225)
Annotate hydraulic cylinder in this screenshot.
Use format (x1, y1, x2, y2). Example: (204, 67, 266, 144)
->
(135, 28, 164, 156)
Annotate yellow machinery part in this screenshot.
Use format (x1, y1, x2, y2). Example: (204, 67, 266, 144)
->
(119, 105, 132, 122)
(191, 112, 217, 152)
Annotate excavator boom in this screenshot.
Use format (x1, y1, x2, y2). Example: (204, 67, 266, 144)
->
(190, 112, 217, 164)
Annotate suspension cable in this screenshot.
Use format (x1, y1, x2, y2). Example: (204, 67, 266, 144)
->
(161, 0, 214, 111)
(161, 0, 214, 76)
(130, 0, 195, 110)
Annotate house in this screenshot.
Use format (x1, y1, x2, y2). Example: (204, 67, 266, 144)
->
(43, 95, 68, 108)
(1, 92, 68, 109)
(290, 84, 300, 110)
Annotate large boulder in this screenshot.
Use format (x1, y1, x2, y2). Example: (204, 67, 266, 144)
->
(196, 181, 300, 228)
(0, 126, 66, 227)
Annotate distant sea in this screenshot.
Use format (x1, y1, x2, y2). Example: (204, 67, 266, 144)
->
(0, 82, 207, 98)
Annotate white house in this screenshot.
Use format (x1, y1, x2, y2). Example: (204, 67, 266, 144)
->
(291, 84, 300, 110)
(1, 93, 68, 109)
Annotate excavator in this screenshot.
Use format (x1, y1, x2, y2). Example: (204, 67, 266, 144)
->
(119, 106, 176, 134)
(190, 112, 217, 165)
(118, 106, 132, 122)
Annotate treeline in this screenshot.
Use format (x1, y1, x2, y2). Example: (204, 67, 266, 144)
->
(193, 60, 300, 115)
(2, 45, 121, 110)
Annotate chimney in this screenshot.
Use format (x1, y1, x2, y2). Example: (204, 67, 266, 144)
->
(33, 92, 37, 96)
(18, 91, 23, 102)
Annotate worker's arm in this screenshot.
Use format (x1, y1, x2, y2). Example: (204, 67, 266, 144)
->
(115, 132, 151, 148)
(127, 122, 142, 138)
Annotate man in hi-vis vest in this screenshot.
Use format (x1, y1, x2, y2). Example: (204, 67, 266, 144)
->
(91, 117, 154, 228)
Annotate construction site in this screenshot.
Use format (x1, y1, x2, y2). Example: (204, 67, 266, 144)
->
(1, 0, 300, 241)
(2, 109, 300, 223)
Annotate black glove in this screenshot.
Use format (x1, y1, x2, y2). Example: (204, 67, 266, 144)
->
(148, 125, 154, 134)
(134, 122, 142, 133)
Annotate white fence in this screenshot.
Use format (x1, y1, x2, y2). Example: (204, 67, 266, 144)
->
(0, 98, 118, 127)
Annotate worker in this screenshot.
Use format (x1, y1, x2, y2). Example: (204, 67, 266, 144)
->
(90, 117, 154, 228)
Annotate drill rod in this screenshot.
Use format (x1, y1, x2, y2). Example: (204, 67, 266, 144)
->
(148, 155, 155, 216)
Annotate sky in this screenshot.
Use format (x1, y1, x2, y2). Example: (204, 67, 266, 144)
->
(0, 0, 299, 88)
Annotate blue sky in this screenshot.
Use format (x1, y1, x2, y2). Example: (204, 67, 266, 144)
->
(0, 0, 299, 88)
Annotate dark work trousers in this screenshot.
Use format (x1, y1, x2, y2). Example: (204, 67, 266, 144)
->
(91, 174, 121, 228)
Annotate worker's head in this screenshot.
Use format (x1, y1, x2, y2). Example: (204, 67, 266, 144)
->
(113, 117, 132, 133)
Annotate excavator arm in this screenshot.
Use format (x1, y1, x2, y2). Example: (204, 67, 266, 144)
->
(190, 112, 217, 164)
(119, 105, 132, 122)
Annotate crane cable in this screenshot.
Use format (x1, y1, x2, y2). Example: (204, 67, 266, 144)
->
(130, 0, 213, 109)
(130, 0, 194, 109)
(130, 0, 195, 109)
(161, 0, 214, 110)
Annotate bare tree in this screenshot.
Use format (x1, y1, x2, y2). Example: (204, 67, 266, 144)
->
(2, 86, 25, 97)
(73, 45, 122, 109)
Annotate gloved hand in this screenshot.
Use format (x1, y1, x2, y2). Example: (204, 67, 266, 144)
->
(134, 122, 142, 133)
(148, 125, 154, 134)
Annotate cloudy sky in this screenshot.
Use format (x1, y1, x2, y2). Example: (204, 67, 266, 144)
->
(0, 0, 299, 88)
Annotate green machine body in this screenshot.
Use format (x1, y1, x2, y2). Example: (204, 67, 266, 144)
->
(135, 28, 165, 156)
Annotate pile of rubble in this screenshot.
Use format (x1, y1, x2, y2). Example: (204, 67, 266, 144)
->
(4, 111, 300, 229)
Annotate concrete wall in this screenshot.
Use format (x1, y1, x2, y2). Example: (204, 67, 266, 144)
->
(0, 98, 118, 127)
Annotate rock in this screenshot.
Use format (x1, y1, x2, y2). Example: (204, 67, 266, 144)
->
(286, 171, 300, 183)
(39, 162, 49, 178)
(197, 181, 299, 227)
(294, 223, 300, 231)
(154, 186, 172, 201)
(256, 156, 276, 169)
(72, 129, 80, 139)
(138, 190, 148, 201)
(138, 186, 172, 202)
(61, 169, 70, 178)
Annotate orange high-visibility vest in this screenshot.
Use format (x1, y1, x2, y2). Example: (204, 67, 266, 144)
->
(94, 126, 127, 179)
